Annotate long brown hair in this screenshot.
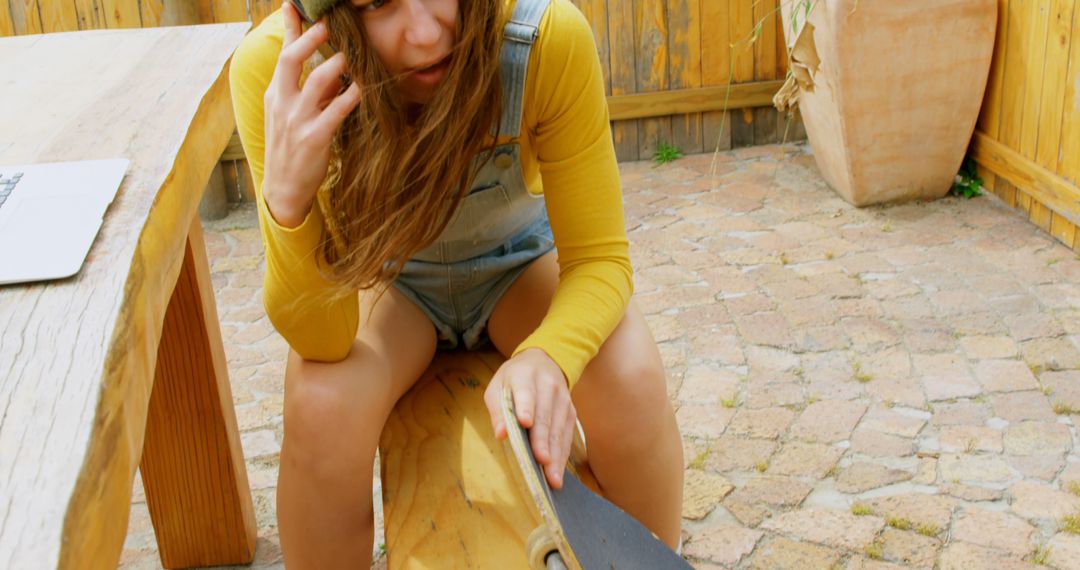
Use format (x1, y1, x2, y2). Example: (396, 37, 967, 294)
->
(317, 0, 504, 293)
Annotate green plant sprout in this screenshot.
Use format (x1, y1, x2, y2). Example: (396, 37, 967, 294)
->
(951, 156, 984, 198)
(653, 142, 683, 166)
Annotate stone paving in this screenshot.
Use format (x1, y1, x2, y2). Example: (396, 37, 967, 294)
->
(121, 143, 1080, 569)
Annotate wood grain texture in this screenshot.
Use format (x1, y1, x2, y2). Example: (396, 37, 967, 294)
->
(999, 0, 1034, 151)
(570, 0, 611, 92)
(101, 0, 142, 28)
(72, 0, 105, 30)
(667, 0, 703, 154)
(608, 0, 639, 160)
(249, 0, 276, 28)
(1035, 0, 1073, 170)
(607, 81, 784, 120)
(0, 24, 250, 569)
(0, 3, 13, 35)
(8, 0, 41, 34)
(1050, 212, 1077, 248)
(1057, 0, 1080, 185)
(978, 0, 1012, 137)
(140, 218, 256, 568)
(38, 0, 78, 32)
(729, 0, 754, 147)
(634, 0, 670, 159)
(701, 0, 733, 153)
(1019, 0, 1052, 159)
(379, 351, 542, 569)
(972, 132, 1080, 226)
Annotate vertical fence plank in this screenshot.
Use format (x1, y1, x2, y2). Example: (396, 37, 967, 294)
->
(979, 0, 1012, 137)
(609, 0, 638, 161)
(1050, 212, 1077, 247)
(139, 0, 164, 26)
(571, 0, 611, 94)
(999, 0, 1033, 152)
(752, 0, 778, 145)
(38, 0, 78, 32)
(210, 0, 248, 22)
(0, 3, 13, 35)
(1019, 0, 1052, 159)
(729, 0, 754, 147)
(9, 0, 42, 34)
(1035, 0, 1074, 170)
(100, 0, 142, 28)
(249, 0, 276, 27)
(635, 0, 670, 160)
(1057, 0, 1080, 186)
(668, 0, 702, 155)
(73, 0, 106, 29)
(701, 0, 732, 153)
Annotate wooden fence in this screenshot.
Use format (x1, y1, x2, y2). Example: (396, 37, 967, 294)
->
(973, 0, 1080, 252)
(2, 0, 802, 165)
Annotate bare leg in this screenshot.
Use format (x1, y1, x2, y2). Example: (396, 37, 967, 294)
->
(277, 288, 438, 568)
(487, 253, 684, 548)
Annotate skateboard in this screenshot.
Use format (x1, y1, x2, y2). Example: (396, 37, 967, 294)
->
(501, 386, 692, 570)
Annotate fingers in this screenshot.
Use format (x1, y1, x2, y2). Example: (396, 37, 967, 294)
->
(544, 395, 576, 489)
(275, 13, 329, 91)
(526, 377, 552, 465)
(311, 81, 362, 137)
(483, 375, 507, 440)
(300, 51, 350, 110)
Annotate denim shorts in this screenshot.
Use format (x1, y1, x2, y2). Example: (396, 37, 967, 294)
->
(393, 211, 554, 350)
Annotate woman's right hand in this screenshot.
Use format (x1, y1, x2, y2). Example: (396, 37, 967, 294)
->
(262, 1, 362, 228)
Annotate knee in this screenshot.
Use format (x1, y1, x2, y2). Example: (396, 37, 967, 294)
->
(578, 352, 673, 453)
(282, 350, 390, 472)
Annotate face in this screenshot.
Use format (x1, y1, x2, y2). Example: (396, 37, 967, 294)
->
(350, 0, 460, 104)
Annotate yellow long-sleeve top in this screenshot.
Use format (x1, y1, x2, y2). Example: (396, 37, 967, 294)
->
(229, 0, 631, 388)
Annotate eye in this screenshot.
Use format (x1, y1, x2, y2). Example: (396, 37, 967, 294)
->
(362, 0, 387, 11)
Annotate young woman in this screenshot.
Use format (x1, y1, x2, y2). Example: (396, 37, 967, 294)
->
(229, 0, 683, 565)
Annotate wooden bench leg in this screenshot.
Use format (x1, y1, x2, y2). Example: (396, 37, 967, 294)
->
(139, 216, 256, 568)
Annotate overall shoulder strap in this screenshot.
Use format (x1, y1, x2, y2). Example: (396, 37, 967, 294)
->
(497, 0, 551, 138)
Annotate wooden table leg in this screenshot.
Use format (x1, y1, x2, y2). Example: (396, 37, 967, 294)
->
(139, 215, 257, 568)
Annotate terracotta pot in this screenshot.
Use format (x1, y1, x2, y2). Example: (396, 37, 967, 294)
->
(779, 0, 997, 206)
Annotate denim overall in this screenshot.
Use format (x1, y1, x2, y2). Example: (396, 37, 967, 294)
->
(392, 0, 553, 350)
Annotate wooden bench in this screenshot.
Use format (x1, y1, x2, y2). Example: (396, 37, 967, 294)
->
(379, 350, 599, 569)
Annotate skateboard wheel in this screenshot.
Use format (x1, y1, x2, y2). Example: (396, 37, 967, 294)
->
(526, 526, 558, 570)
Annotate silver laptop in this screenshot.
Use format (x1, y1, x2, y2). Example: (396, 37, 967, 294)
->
(0, 159, 129, 285)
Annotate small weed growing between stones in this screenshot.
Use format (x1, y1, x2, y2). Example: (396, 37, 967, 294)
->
(915, 522, 940, 537)
(864, 540, 885, 560)
(1047, 258, 1061, 267)
(1053, 402, 1080, 416)
(688, 445, 711, 470)
(1032, 544, 1052, 565)
(806, 393, 820, 405)
(755, 460, 769, 473)
(780, 252, 790, 265)
(964, 438, 978, 454)
(1066, 481, 1080, 497)
(721, 395, 738, 409)
(851, 502, 873, 516)
(653, 142, 683, 166)
(825, 250, 835, 260)
(852, 362, 873, 383)
(884, 399, 895, 409)
(886, 516, 912, 531)
(881, 221, 893, 233)
(1042, 385, 1054, 396)
(824, 465, 839, 478)
(1059, 513, 1080, 535)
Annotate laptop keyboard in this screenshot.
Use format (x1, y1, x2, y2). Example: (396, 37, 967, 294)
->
(0, 172, 22, 208)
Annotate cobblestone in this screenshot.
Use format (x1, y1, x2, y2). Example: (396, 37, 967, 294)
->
(122, 146, 1080, 569)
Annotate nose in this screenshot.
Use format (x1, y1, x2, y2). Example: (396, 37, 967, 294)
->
(402, 0, 440, 47)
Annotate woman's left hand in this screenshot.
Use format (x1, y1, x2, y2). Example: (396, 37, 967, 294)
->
(484, 348, 577, 489)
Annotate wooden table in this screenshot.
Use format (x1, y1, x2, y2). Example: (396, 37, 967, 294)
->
(0, 24, 254, 569)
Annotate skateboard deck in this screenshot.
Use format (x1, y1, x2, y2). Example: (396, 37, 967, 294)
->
(378, 350, 601, 569)
(501, 386, 692, 570)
